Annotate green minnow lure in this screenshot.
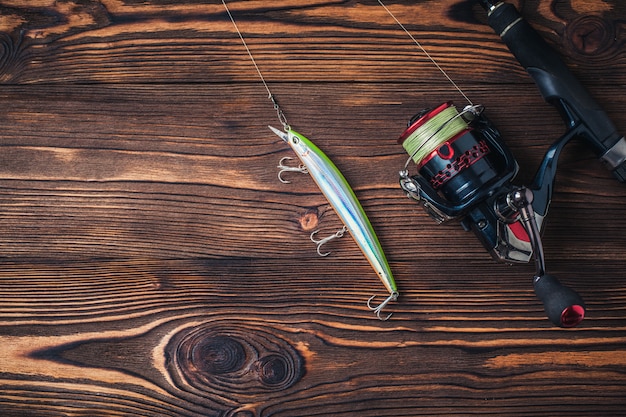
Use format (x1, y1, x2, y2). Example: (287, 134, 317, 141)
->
(269, 125, 399, 320)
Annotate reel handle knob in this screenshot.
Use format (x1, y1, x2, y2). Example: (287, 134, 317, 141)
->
(533, 274, 585, 327)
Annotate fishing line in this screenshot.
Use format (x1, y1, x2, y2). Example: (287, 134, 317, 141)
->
(377, 0, 473, 106)
(401, 104, 469, 166)
(377, 0, 480, 169)
(222, 0, 290, 131)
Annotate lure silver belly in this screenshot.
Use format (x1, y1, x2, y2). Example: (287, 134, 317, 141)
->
(269, 126, 399, 319)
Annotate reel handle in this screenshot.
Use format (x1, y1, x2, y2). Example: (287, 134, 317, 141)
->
(533, 274, 585, 328)
(479, 1, 626, 182)
(509, 187, 585, 327)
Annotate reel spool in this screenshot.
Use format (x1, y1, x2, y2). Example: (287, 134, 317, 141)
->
(398, 102, 585, 327)
(401, 103, 495, 203)
(398, 102, 518, 224)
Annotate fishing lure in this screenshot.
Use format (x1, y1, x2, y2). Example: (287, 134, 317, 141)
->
(222, 0, 399, 319)
(270, 126, 399, 319)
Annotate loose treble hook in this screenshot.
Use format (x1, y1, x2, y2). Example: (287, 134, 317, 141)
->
(310, 226, 347, 257)
(368, 292, 399, 321)
(277, 156, 308, 184)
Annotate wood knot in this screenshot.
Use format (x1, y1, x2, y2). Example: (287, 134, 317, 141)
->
(191, 336, 246, 375)
(166, 324, 304, 398)
(257, 354, 296, 388)
(565, 15, 616, 56)
(0, 32, 25, 83)
(299, 209, 319, 231)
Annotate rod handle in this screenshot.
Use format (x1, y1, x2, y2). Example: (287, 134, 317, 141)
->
(482, 1, 626, 181)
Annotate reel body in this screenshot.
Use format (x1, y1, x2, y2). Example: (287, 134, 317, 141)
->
(399, 103, 530, 263)
(398, 102, 585, 327)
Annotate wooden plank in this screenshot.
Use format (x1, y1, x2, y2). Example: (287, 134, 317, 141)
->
(0, 0, 624, 84)
(0, 83, 625, 261)
(0, 259, 624, 416)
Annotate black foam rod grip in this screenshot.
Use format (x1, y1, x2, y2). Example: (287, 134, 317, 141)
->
(484, 2, 624, 175)
(533, 274, 585, 327)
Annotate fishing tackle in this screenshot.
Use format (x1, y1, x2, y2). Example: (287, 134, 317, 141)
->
(383, 0, 626, 327)
(269, 126, 399, 320)
(277, 157, 308, 184)
(222, 0, 399, 319)
(310, 226, 347, 257)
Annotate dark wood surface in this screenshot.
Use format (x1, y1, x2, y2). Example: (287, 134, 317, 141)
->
(1, 0, 625, 416)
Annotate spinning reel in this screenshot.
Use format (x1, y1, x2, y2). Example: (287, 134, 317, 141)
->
(397, 1, 626, 327)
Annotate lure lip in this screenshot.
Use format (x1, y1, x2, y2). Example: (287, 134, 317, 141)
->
(269, 125, 289, 142)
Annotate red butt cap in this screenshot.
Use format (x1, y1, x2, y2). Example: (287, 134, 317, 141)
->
(561, 305, 585, 327)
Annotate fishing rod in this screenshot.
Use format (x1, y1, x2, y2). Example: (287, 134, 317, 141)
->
(391, 0, 625, 327)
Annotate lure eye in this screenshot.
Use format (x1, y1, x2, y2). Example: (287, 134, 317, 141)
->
(291, 136, 299, 145)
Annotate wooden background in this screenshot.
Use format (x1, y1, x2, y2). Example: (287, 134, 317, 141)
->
(0, 0, 625, 415)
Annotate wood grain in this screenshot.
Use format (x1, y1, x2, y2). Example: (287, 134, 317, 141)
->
(0, 259, 625, 416)
(0, 0, 625, 416)
(0, 0, 624, 84)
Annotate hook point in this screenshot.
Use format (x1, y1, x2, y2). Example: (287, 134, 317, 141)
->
(277, 156, 307, 184)
(310, 226, 346, 257)
(367, 292, 398, 321)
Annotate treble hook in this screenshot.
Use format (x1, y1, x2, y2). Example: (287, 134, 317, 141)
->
(310, 226, 347, 257)
(367, 292, 399, 321)
(277, 157, 308, 184)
